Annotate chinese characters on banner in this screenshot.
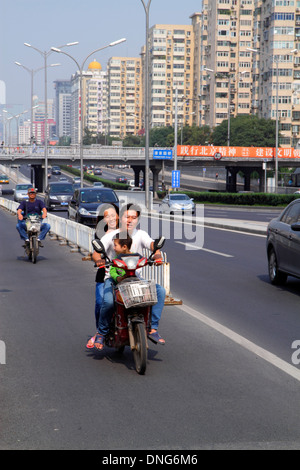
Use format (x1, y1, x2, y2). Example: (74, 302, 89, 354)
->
(177, 146, 300, 159)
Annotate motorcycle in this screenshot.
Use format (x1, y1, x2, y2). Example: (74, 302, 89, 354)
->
(24, 214, 42, 264)
(92, 236, 165, 375)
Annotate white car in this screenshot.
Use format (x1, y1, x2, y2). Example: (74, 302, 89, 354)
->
(160, 193, 195, 215)
(14, 184, 35, 202)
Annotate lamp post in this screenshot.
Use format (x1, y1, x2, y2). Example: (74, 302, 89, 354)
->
(51, 38, 126, 186)
(24, 42, 78, 190)
(15, 62, 60, 145)
(140, 0, 152, 210)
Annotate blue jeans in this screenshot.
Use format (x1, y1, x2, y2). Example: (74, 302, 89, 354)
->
(95, 282, 104, 328)
(16, 220, 51, 241)
(97, 278, 166, 336)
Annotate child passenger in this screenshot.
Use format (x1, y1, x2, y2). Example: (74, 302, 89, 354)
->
(110, 232, 143, 284)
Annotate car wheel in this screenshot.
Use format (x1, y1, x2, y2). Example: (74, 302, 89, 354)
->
(268, 248, 288, 285)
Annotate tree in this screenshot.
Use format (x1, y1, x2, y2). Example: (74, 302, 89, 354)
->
(212, 115, 278, 147)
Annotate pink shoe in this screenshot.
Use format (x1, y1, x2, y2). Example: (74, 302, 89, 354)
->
(86, 335, 96, 349)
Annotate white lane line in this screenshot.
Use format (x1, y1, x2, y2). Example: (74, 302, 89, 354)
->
(180, 303, 300, 383)
(176, 241, 234, 258)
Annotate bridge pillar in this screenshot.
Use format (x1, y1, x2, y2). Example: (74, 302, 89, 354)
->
(226, 167, 239, 192)
(243, 168, 252, 191)
(151, 167, 160, 198)
(132, 165, 144, 187)
(32, 165, 45, 193)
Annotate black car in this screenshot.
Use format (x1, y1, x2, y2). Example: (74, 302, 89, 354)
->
(267, 199, 300, 284)
(68, 187, 119, 226)
(116, 176, 127, 184)
(51, 166, 61, 175)
(94, 168, 103, 176)
(44, 182, 74, 211)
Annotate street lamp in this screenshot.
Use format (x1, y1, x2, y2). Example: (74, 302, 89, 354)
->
(15, 61, 60, 145)
(51, 38, 126, 186)
(24, 41, 79, 190)
(140, 0, 152, 210)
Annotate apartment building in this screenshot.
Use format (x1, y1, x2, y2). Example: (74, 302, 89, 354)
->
(252, 0, 299, 148)
(106, 57, 142, 139)
(54, 80, 72, 138)
(147, 24, 195, 129)
(201, 0, 254, 130)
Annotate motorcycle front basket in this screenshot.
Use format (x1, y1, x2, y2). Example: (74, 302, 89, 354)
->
(117, 280, 157, 309)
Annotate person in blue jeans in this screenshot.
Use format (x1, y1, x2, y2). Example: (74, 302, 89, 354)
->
(16, 188, 50, 245)
(93, 203, 166, 351)
(86, 203, 119, 349)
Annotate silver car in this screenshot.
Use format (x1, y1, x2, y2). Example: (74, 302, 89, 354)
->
(267, 199, 300, 284)
(160, 193, 195, 215)
(14, 184, 34, 202)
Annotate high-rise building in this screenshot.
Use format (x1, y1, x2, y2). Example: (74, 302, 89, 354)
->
(252, 0, 298, 148)
(200, 0, 254, 131)
(54, 80, 72, 138)
(147, 23, 195, 129)
(107, 57, 142, 138)
(70, 60, 108, 144)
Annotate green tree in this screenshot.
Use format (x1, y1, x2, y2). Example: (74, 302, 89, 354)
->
(212, 115, 278, 147)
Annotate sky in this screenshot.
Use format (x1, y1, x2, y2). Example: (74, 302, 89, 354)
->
(1, 0, 202, 112)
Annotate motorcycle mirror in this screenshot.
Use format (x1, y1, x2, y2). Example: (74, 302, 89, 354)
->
(92, 239, 105, 254)
(153, 236, 165, 252)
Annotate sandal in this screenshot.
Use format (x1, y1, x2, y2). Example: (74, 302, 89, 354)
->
(94, 334, 105, 351)
(86, 335, 97, 349)
(148, 330, 165, 345)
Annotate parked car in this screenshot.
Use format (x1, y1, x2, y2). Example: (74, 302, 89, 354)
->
(44, 182, 74, 211)
(267, 199, 300, 285)
(160, 193, 195, 215)
(0, 174, 9, 184)
(116, 176, 127, 184)
(51, 166, 61, 175)
(94, 168, 103, 176)
(13, 184, 34, 202)
(68, 187, 119, 226)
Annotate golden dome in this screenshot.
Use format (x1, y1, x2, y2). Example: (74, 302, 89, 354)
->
(88, 59, 102, 70)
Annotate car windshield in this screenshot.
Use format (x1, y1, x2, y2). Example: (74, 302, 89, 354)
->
(50, 184, 74, 194)
(80, 190, 118, 203)
(0, 175, 8, 179)
(170, 194, 190, 201)
(16, 184, 33, 190)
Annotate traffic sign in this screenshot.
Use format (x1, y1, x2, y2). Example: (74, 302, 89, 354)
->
(153, 149, 173, 160)
(172, 170, 180, 188)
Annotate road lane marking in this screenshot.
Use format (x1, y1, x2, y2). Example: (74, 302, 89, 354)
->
(176, 241, 234, 258)
(180, 304, 300, 382)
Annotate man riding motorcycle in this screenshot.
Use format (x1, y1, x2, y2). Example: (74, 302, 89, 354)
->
(16, 188, 50, 246)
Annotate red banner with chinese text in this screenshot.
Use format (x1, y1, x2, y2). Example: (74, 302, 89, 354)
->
(177, 145, 300, 159)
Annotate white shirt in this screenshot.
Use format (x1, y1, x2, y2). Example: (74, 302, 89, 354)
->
(101, 228, 153, 280)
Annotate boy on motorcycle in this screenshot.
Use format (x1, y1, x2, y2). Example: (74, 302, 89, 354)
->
(109, 232, 143, 284)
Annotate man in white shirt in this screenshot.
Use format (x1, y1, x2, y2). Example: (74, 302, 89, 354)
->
(93, 203, 166, 350)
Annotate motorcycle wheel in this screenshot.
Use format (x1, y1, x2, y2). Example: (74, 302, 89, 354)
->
(132, 323, 147, 375)
(32, 236, 38, 264)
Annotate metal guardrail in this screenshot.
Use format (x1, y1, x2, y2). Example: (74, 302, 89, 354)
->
(0, 197, 181, 305)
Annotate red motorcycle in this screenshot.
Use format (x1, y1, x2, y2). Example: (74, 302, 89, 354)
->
(92, 237, 165, 375)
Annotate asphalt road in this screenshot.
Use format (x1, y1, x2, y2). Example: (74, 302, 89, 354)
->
(2, 206, 300, 450)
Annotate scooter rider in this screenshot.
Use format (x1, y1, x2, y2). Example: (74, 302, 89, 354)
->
(16, 188, 51, 246)
(92, 203, 166, 351)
